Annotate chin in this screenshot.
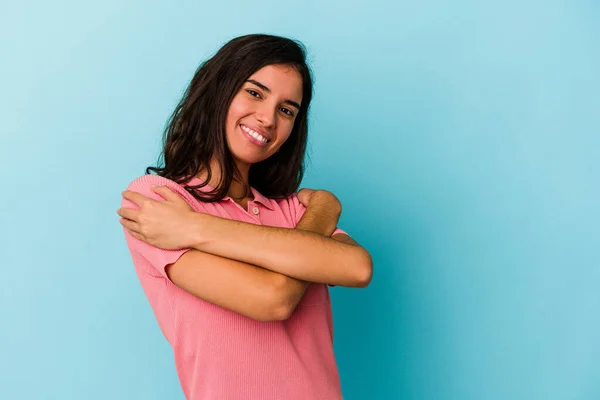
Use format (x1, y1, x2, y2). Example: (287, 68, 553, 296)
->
(231, 149, 272, 165)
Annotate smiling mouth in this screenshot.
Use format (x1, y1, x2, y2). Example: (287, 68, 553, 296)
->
(240, 124, 271, 144)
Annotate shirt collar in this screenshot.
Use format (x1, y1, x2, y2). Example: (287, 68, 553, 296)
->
(184, 176, 274, 211)
(249, 186, 274, 210)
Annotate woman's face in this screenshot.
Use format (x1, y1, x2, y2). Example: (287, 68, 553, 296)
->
(225, 64, 303, 168)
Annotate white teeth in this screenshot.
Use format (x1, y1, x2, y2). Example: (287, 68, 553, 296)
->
(241, 125, 268, 143)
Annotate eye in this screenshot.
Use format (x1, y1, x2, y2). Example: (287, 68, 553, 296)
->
(246, 89, 261, 98)
(280, 107, 295, 117)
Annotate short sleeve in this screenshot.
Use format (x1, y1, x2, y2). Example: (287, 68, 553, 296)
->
(121, 175, 199, 280)
(332, 227, 347, 236)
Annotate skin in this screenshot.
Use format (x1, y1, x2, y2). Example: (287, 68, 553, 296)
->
(201, 64, 305, 204)
(118, 64, 373, 321)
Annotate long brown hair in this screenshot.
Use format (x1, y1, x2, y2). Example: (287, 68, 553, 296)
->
(146, 34, 314, 202)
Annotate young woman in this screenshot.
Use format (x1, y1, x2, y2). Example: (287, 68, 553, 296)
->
(117, 34, 373, 400)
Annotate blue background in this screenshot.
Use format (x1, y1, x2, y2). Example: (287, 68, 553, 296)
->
(1, 1, 599, 399)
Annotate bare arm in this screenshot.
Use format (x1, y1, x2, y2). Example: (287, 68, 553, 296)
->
(189, 193, 373, 288)
(165, 250, 290, 322)
(276, 194, 343, 313)
(163, 196, 341, 322)
(119, 186, 372, 319)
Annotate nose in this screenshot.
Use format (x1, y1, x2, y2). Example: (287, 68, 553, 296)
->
(255, 103, 276, 128)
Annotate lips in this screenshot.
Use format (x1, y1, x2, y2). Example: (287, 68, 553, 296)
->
(240, 124, 272, 142)
(240, 124, 270, 148)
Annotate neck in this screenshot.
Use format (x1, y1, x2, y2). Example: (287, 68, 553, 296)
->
(197, 158, 252, 200)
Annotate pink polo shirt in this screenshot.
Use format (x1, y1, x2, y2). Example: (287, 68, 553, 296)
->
(121, 174, 346, 400)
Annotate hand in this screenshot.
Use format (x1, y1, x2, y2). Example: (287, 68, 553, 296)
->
(118, 186, 198, 250)
(297, 188, 317, 207)
(296, 188, 342, 237)
(298, 188, 342, 214)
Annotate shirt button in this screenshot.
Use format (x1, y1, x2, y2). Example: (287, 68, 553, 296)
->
(252, 207, 260, 215)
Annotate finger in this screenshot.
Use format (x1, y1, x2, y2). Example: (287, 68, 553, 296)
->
(116, 207, 139, 221)
(152, 185, 183, 203)
(123, 226, 146, 242)
(122, 190, 156, 206)
(297, 188, 315, 205)
(127, 229, 146, 242)
(119, 217, 141, 235)
(298, 188, 315, 196)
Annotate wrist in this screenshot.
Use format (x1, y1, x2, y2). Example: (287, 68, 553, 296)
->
(188, 212, 210, 249)
(303, 205, 340, 237)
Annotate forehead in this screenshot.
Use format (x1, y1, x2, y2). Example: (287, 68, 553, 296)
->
(247, 64, 303, 104)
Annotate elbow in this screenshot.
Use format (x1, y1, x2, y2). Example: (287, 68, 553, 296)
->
(270, 301, 295, 321)
(353, 249, 373, 288)
(252, 302, 293, 322)
(262, 275, 296, 322)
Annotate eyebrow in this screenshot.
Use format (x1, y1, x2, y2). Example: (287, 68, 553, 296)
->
(245, 79, 301, 110)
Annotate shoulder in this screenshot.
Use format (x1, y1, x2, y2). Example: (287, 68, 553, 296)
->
(126, 174, 190, 197)
(122, 174, 202, 209)
(282, 191, 301, 207)
(269, 191, 302, 210)
(127, 174, 181, 191)
(269, 191, 306, 225)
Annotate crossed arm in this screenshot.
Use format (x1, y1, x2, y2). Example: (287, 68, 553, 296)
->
(119, 186, 373, 322)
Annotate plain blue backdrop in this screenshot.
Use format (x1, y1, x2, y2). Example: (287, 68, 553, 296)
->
(1, 1, 599, 399)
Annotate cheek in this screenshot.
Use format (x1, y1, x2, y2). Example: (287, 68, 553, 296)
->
(226, 97, 250, 125)
(275, 125, 294, 145)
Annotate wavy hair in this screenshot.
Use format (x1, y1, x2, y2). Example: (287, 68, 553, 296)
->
(146, 34, 314, 202)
